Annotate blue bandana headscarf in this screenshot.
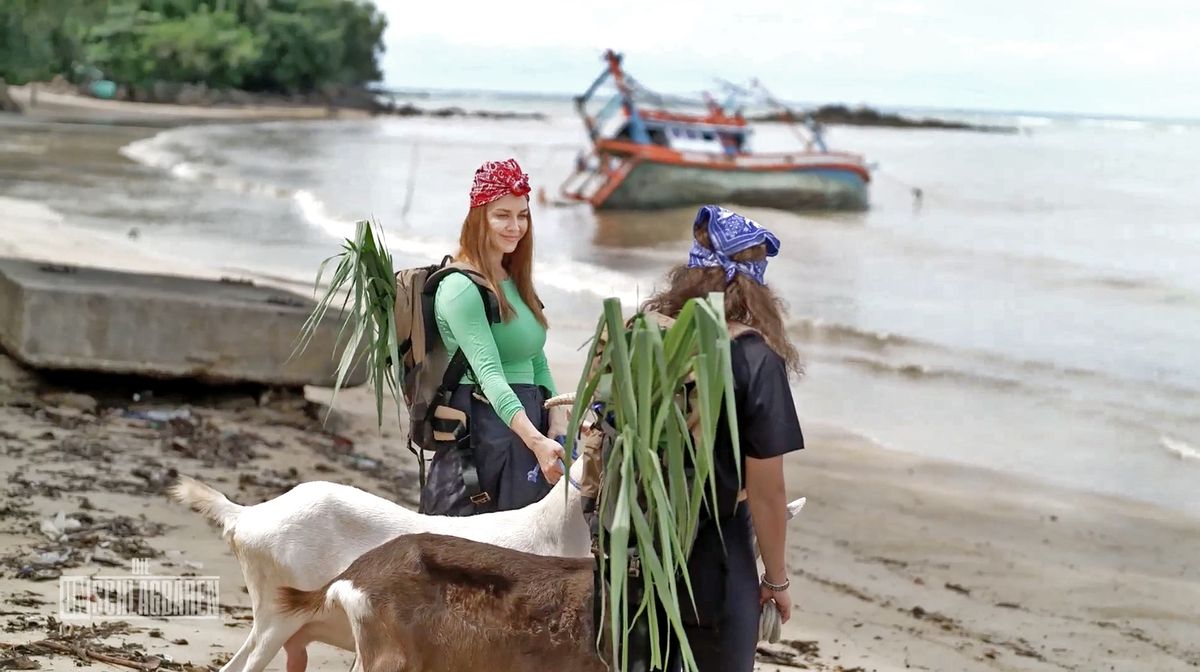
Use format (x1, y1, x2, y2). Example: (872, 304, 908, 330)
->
(687, 205, 780, 285)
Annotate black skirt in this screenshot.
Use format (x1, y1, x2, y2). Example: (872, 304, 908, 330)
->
(419, 383, 553, 516)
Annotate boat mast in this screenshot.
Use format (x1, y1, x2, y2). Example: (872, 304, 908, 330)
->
(604, 50, 652, 145)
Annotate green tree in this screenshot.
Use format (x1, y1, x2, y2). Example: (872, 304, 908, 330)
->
(0, 0, 387, 94)
(0, 0, 108, 83)
(84, 2, 261, 89)
(245, 0, 386, 93)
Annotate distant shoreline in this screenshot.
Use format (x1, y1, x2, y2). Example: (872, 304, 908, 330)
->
(748, 104, 1017, 133)
(0, 81, 548, 127)
(3, 84, 368, 127)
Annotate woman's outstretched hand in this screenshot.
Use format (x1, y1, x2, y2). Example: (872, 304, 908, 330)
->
(529, 434, 565, 483)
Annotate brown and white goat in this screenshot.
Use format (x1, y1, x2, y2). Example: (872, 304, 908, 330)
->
(278, 532, 607, 672)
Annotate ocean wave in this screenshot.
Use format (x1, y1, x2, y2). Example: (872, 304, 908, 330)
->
(791, 314, 1200, 407)
(293, 190, 358, 241)
(121, 130, 291, 198)
(789, 317, 918, 350)
(835, 354, 1023, 390)
(1160, 436, 1200, 462)
(534, 258, 642, 306)
(120, 128, 644, 306)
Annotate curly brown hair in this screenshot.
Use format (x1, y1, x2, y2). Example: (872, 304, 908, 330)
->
(641, 228, 803, 376)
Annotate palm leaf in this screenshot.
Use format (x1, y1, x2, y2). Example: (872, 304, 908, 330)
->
(581, 294, 739, 672)
(291, 218, 421, 483)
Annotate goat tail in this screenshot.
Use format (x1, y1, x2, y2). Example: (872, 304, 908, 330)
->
(279, 580, 369, 623)
(168, 474, 244, 531)
(277, 585, 329, 617)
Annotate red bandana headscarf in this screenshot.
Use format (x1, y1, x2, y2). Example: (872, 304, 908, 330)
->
(469, 158, 532, 209)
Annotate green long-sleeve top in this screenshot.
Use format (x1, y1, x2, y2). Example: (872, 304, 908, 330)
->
(434, 273, 556, 425)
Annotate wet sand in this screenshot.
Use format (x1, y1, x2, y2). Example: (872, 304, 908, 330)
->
(1, 345, 1198, 671)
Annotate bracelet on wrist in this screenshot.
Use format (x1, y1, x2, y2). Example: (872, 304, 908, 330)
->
(760, 573, 790, 592)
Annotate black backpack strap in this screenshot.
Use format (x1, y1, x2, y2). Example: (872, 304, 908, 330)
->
(422, 265, 502, 325)
(421, 263, 502, 509)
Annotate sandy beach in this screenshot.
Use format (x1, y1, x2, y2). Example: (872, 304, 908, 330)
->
(1, 265, 1198, 672)
(5, 86, 370, 125)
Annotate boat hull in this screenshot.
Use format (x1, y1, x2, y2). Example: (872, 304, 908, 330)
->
(595, 160, 869, 211)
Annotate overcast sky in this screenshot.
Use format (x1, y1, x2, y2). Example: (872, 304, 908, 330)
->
(375, 0, 1198, 118)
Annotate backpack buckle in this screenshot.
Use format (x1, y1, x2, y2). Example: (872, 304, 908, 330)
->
(470, 491, 492, 505)
(628, 555, 641, 578)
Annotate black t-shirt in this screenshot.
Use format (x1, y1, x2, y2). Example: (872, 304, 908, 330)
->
(706, 332, 804, 519)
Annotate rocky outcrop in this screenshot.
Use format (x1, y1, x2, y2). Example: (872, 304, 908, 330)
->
(751, 104, 1015, 133)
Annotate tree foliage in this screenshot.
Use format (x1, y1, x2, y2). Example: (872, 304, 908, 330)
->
(0, 0, 387, 93)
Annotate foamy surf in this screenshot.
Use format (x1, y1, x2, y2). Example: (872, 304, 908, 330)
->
(122, 130, 292, 198)
(1160, 436, 1200, 462)
(293, 190, 358, 241)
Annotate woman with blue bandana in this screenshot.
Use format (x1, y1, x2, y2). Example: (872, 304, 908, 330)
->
(643, 204, 804, 672)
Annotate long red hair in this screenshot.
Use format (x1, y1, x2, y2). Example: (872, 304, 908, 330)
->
(455, 204, 548, 328)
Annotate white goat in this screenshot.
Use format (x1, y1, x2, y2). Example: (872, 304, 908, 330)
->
(172, 466, 806, 672)
(169, 460, 590, 672)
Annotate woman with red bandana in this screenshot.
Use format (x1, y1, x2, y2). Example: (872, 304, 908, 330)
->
(419, 158, 568, 515)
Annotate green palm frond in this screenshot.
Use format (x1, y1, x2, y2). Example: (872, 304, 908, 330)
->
(292, 218, 417, 481)
(565, 293, 740, 672)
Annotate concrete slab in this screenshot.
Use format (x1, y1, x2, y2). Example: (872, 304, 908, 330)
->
(0, 258, 367, 387)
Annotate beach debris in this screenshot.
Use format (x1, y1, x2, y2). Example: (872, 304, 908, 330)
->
(3, 511, 166, 580)
(124, 408, 193, 424)
(1, 618, 208, 672)
(5, 592, 49, 609)
(0, 498, 37, 524)
(155, 414, 270, 467)
(238, 468, 299, 495)
(754, 646, 796, 666)
(37, 392, 97, 414)
(40, 405, 92, 428)
(944, 582, 971, 596)
(132, 466, 180, 494)
(39, 511, 81, 541)
(781, 640, 821, 656)
(12, 568, 59, 582)
(1010, 639, 1043, 659)
(0, 654, 40, 669)
(908, 605, 959, 631)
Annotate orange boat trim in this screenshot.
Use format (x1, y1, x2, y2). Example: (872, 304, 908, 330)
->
(594, 139, 872, 182)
